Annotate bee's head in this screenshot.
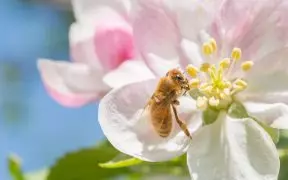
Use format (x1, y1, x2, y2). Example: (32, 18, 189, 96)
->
(166, 68, 189, 89)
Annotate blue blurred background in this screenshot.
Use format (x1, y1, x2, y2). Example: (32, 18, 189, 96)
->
(0, 0, 103, 179)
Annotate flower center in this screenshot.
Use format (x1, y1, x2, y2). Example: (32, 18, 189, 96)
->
(186, 38, 254, 110)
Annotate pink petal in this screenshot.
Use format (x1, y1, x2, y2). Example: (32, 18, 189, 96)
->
(70, 7, 135, 71)
(93, 15, 135, 70)
(38, 59, 109, 107)
(45, 85, 105, 107)
(211, 0, 288, 60)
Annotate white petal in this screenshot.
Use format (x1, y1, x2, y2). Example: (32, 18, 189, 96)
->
(103, 60, 155, 88)
(187, 112, 279, 180)
(69, 23, 101, 67)
(244, 102, 288, 129)
(180, 39, 204, 67)
(38, 59, 109, 107)
(164, 0, 221, 41)
(131, 0, 182, 76)
(99, 79, 202, 161)
(240, 48, 288, 104)
(145, 53, 181, 77)
(72, 0, 131, 22)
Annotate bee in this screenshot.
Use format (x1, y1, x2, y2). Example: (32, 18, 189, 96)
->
(144, 68, 192, 139)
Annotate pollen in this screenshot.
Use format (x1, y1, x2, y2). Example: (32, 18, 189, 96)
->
(234, 79, 248, 89)
(241, 61, 254, 71)
(186, 64, 199, 77)
(219, 58, 230, 69)
(209, 38, 217, 52)
(231, 48, 242, 61)
(200, 63, 211, 72)
(189, 78, 200, 88)
(202, 42, 213, 56)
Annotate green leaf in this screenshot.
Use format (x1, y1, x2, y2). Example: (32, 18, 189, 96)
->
(8, 154, 25, 180)
(25, 169, 49, 180)
(47, 141, 132, 180)
(277, 131, 288, 149)
(279, 149, 288, 180)
(99, 157, 143, 168)
(202, 107, 220, 125)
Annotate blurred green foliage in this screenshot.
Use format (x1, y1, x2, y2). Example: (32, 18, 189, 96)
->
(8, 154, 25, 180)
(47, 141, 190, 180)
(9, 130, 288, 180)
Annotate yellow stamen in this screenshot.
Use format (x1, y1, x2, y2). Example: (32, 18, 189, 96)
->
(223, 88, 231, 96)
(202, 43, 213, 55)
(219, 58, 230, 69)
(224, 81, 232, 88)
(231, 47, 242, 61)
(199, 82, 209, 89)
(209, 97, 220, 107)
(234, 79, 248, 89)
(200, 63, 211, 72)
(196, 96, 208, 110)
(210, 38, 217, 52)
(186, 64, 199, 78)
(200, 84, 213, 95)
(189, 78, 200, 88)
(241, 61, 254, 71)
(208, 65, 217, 81)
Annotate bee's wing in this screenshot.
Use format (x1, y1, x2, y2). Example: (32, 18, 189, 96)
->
(150, 102, 172, 137)
(140, 93, 169, 118)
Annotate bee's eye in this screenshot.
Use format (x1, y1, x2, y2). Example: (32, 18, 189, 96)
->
(176, 75, 184, 81)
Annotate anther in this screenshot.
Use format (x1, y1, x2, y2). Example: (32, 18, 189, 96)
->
(186, 64, 199, 78)
(241, 61, 254, 71)
(202, 43, 213, 56)
(200, 63, 211, 72)
(209, 97, 220, 107)
(209, 38, 217, 52)
(200, 85, 213, 95)
(224, 81, 232, 88)
(196, 96, 208, 110)
(189, 78, 200, 88)
(234, 79, 248, 89)
(219, 58, 230, 69)
(231, 47, 242, 61)
(223, 88, 231, 96)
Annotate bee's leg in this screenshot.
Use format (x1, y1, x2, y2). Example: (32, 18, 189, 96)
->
(172, 105, 192, 139)
(153, 93, 166, 104)
(172, 100, 180, 106)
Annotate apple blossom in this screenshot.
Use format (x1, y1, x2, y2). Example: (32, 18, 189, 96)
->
(99, 0, 288, 180)
(37, 0, 154, 107)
